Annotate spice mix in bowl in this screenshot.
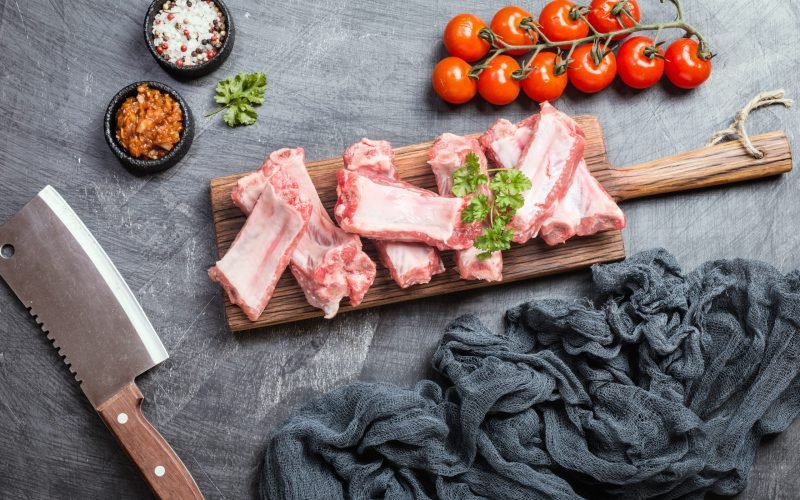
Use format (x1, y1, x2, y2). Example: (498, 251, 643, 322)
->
(104, 81, 195, 174)
(144, 0, 235, 78)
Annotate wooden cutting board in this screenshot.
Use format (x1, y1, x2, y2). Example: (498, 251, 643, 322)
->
(209, 116, 791, 332)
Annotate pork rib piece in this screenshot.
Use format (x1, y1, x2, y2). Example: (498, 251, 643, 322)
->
(428, 133, 503, 282)
(335, 168, 482, 251)
(509, 102, 585, 243)
(344, 139, 445, 288)
(231, 148, 377, 318)
(538, 164, 627, 245)
(480, 107, 625, 245)
(209, 171, 311, 321)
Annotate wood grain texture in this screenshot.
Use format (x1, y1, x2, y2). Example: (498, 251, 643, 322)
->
(210, 116, 626, 331)
(2, 0, 800, 498)
(97, 384, 204, 499)
(600, 131, 792, 201)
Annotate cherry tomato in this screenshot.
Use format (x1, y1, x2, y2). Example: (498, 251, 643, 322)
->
(443, 13, 491, 62)
(539, 0, 589, 42)
(617, 36, 664, 89)
(477, 55, 521, 105)
(586, 0, 640, 41)
(664, 39, 712, 89)
(490, 6, 536, 56)
(567, 44, 617, 93)
(521, 52, 568, 102)
(432, 57, 477, 104)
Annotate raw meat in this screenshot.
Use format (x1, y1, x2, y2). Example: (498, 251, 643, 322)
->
(506, 102, 585, 243)
(428, 133, 503, 282)
(375, 241, 445, 288)
(344, 139, 445, 288)
(343, 138, 398, 180)
(209, 171, 311, 321)
(232, 148, 377, 318)
(479, 115, 538, 169)
(480, 106, 625, 246)
(539, 163, 627, 245)
(335, 168, 482, 251)
(231, 167, 269, 214)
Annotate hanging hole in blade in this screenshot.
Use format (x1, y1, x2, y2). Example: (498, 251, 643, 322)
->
(0, 244, 14, 259)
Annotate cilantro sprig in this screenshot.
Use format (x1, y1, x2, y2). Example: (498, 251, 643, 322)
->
(205, 72, 268, 127)
(452, 152, 532, 259)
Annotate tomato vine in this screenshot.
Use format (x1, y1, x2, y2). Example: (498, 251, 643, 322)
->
(469, 0, 712, 82)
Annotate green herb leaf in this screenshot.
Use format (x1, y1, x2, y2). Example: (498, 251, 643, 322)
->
(474, 225, 514, 259)
(452, 152, 487, 196)
(494, 191, 525, 210)
(449, 153, 532, 259)
(493, 211, 512, 230)
(208, 72, 268, 127)
(490, 169, 532, 196)
(461, 194, 490, 223)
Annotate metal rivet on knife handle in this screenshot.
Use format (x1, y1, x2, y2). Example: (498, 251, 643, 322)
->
(0, 244, 13, 259)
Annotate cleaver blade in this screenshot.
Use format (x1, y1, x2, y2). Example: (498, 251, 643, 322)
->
(0, 186, 203, 499)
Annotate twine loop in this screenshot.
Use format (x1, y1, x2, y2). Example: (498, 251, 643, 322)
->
(707, 90, 793, 159)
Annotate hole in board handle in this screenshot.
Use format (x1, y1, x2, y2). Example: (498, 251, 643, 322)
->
(0, 244, 13, 259)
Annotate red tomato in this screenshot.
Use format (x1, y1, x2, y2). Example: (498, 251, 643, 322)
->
(664, 39, 712, 89)
(521, 52, 568, 102)
(586, 0, 640, 41)
(539, 0, 589, 42)
(432, 57, 477, 104)
(443, 13, 491, 62)
(490, 6, 536, 56)
(477, 55, 521, 105)
(617, 36, 664, 89)
(567, 44, 617, 93)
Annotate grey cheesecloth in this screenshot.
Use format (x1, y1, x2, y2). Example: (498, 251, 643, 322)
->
(261, 249, 800, 499)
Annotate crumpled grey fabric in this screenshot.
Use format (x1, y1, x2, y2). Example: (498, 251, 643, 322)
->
(261, 249, 800, 499)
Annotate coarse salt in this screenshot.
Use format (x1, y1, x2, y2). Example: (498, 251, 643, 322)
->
(152, 0, 226, 67)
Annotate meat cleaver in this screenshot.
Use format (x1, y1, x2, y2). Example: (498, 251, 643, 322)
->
(0, 186, 203, 499)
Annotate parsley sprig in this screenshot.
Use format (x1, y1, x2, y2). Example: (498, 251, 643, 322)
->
(205, 72, 268, 127)
(452, 152, 532, 259)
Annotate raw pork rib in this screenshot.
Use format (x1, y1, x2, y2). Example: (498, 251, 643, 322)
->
(232, 148, 377, 318)
(480, 107, 625, 245)
(428, 133, 503, 282)
(335, 169, 481, 251)
(209, 171, 311, 321)
(509, 102, 585, 243)
(539, 165, 627, 245)
(344, 139, 444, 288)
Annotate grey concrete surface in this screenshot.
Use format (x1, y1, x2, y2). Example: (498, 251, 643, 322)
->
(1, 0, 798, 498)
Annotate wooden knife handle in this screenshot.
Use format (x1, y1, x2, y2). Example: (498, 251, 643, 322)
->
(97, 383, 204, 499)
(598, 131, 792, 202)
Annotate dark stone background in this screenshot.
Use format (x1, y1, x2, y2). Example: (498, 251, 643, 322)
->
(1, 0, 798, 498)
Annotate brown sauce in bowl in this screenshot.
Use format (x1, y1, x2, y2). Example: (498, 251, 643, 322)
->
(115, 84, 183, 160)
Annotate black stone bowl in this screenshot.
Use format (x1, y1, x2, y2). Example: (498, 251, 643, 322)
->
(143, 0, 235, 79)
(104, 81, 194, 175)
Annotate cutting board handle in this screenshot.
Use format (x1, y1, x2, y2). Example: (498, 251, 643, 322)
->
(97, 383, 204, 499)
(603, 131, 792, 202)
